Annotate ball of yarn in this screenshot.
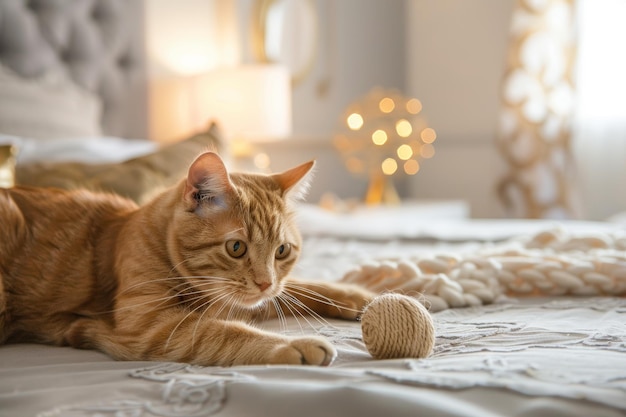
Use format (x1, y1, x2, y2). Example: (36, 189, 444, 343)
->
(361, 293, 435, 359)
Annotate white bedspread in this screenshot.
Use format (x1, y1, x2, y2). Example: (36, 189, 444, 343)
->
(1, 218, 626, 417)
(1, 297, 624, 417)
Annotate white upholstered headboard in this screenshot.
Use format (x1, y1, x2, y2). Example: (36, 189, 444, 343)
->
(0, 0, 148, 139)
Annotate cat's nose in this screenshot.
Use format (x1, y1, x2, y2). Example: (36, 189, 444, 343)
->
(254, 280, 271, 292)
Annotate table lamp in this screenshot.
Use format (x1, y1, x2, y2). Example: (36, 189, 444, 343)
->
(191, 64, 291, 170)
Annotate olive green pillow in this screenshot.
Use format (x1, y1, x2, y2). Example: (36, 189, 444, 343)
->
(15, 124, 224, 204)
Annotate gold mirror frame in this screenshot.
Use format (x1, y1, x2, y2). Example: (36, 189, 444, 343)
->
(252, 0, 318, 85)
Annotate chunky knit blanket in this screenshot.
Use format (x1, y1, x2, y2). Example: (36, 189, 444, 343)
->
(340, 229, 626, 312)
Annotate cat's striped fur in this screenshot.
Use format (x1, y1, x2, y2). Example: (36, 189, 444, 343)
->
(0, 152, 373, 366)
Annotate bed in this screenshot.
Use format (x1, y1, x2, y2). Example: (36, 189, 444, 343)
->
(1, 2, 625, 417)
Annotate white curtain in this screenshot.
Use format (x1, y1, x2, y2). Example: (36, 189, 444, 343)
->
(496, 0, 579, 220)
(572, 0, 626, 220)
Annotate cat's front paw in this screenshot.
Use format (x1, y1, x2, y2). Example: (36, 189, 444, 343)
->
(286, 280, 375, 321)
(315, 283, 375, 321)
(270, 336, 336, 366)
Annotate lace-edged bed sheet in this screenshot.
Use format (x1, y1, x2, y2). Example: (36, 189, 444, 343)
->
(2, 297, 622, 417)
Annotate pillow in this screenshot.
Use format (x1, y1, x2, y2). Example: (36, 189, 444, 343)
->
(0, 64, 102, 139)
(15, 123, 225, 204)
(13, 135, 158, 165)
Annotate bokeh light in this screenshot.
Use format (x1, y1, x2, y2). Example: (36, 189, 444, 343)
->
(379, 97, 395, 113)
(334, 88, 435, 193)
(404, 159, 420, 175)
(420, 127, 437, 144)
(406, 98, 422, 114)
(397, 144, 413, 160)
(381, 158, 398, 175)
(347, 113, 364, 130)
(253, 153, 271, 170)
(372, 129, 388, 145)
(395, 119, 413, 137)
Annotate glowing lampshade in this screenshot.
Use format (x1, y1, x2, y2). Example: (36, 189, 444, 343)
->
(192, 65, 292, 143)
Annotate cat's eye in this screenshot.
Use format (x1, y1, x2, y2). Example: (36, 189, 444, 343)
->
(275, 243, 292, 260)
(226, 240, 247, 258)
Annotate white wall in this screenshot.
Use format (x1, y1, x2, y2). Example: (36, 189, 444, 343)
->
(405, 0, 515, 218)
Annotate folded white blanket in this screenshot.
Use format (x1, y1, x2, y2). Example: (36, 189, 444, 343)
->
(341, 229, 626, 311)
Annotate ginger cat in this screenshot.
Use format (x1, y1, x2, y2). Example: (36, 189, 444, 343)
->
(0, 152, 373, 366)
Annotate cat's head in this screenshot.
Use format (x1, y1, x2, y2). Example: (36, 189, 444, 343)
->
(169, 152, 314, 310)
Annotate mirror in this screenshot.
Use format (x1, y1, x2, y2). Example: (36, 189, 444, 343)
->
(252, 0, 318, 85)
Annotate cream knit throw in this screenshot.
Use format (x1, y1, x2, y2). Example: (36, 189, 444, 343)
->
(340, 229, 626, 312)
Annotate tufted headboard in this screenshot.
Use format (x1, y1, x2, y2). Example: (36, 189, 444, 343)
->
(0, 0, 147, 139)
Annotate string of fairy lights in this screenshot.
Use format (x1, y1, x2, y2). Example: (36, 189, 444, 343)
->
(334, 88, 436, 183)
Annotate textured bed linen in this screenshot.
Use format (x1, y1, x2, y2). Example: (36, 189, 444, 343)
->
(1, 221, 625, 417)
(1, 298, 624, 417)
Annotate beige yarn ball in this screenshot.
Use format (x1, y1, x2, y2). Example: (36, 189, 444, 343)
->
(361, 293, 435, 359)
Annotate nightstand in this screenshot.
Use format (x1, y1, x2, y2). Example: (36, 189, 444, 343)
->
(352, 199, 470, 220)
(297, 199, 470, 239)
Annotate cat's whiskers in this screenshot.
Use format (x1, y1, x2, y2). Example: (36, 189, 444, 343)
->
(209, 291, 238, 320)
(225, 294, 247, 322)
(276, 296, 306, 334)
(284, 283, 363, 315)
(116, 274, 231, 298)
(105, 285, 232, 352)
(110, 296, 175, 315)
(179, 280, 232, 300)
(181, 283, 250, 348)
(96, 285, 190, 315)
(165, 286, 236, 352)
(191, 289, 248, 346)
(188, 288, 238, 349)
(179, 275, 233, 282)
(167, 258, 191, 280)
(102, 279, 226, 316)
(180, 287, 234, 313)
(277, 292, 336, 334)
(270, 298, 288, 333)
(259, 300, 274, 322)
(111, 276, 229, 314)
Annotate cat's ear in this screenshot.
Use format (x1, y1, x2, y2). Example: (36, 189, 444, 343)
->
(271, 160, 315, 202)
(184, 152, 234, 212)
